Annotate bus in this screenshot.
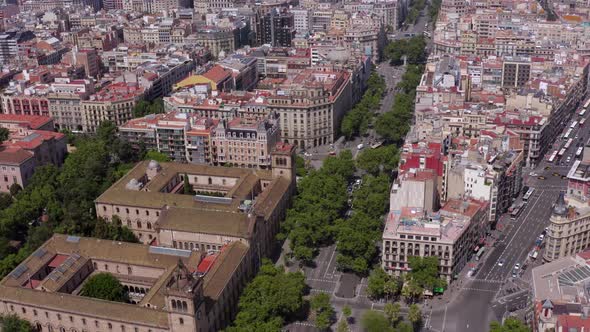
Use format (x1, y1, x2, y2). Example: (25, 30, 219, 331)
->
(523, 188, 535, 201)
(571, 121, 578, 129)
(548, 150, 558, 163)
(565, 138, 574, 149)
(577, 147, 583, 157)
(564, 128, 573, 139)
(581, 118, 587, 126)
(475, 247, 485, 261)
(511, 207, 522, 219)
(580, 108, 587, 117)
(584, 98, 590, 110)
(558, 148, 567, 157)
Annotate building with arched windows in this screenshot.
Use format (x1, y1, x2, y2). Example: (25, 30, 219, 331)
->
(0, 234, 252, 332)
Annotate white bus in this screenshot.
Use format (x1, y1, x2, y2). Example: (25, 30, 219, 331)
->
(584, 98, 590, 109)
(577, 147, 583, 157)
(571, 120, 578, 129)
(523, 188, 535, 201)
(565, 138, 574, 149)
(564, 128, 573, 139)
(548, 150, 558, 163)
(558, 148, 567, 157)
(580, 108, 587, 117)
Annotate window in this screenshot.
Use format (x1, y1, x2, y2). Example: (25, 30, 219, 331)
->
(104, 264, 109, 271)
(82, 318, 86, 325)
(60, 327, 66, 332)
(146, 210, 150, 216)
(128, 266, 132, 275)
(69, 316, 73, 322)
(137, 221, 142, 228)
(116, 207, 120, 213)
(135, 209, 139, 215)
(126, 208, 129, 214)
(108, 323, 112, 329)
(21, 308, 26, 314)
(179, 318, 184, 325)
(147, 222, 152, 230)
(103, 206, 106, 212)
(95, 321, 99, 328)
(57, 314, 61, 320)
(33, 309, 37, 316)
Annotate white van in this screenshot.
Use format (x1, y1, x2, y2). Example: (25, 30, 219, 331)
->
(357, 143, 364, 150)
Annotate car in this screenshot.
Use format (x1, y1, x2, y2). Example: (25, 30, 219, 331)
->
(498, 259, 505, 267)
(539, 234, 545, 241)
(538, 176, 546, 180)
(514, 263, 521, 270)
(545, 227, 549, 233)
(357, 143, 364, 150)
(329, 150, 336, 156)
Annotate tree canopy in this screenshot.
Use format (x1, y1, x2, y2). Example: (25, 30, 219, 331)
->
(0, 314, 34, 332)
(361, 310, 395, 332)
(0, 121, 141, 279)
(489, 317, 529, 332)
(81, 273, 129, 302)
(144, 150, 171, 162)
(340, 72, 386, 139)
(356, 145, 400, 175)
(132, 98, 164, 118)
(310, 293, 334, 330)
(283, 151, 354, 263)
(227, 260, 306, 331)
(0, 127, 9, 143)
(384, 37, 427, 66)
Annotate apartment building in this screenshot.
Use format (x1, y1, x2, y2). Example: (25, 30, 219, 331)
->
(1, 83, 51, 117)
(390, 168, 438, 213)
(47, 79, 94, 131)
(381, 199, 488, 282)
(119, 112, 281, 168)
(81, 82, 144, 133)
(264, 69, 352, 149)
(0, 234, 252, 332)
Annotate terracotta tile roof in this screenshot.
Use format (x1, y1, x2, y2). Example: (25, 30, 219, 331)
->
(0, 146, 34, 165)
(0, 114, 53, 130)
(202, 65, 231, 84)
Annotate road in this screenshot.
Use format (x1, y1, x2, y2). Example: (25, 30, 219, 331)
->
(426, 107, 590, 332)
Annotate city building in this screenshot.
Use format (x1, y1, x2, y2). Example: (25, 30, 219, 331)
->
(0, 234, 253, 332)
(390, 168, 438, 213)
(80, 82, 144, 133)
(255, 8, 295, 47)
(381, 199, 488, 282)
(95, 149, 295, 260)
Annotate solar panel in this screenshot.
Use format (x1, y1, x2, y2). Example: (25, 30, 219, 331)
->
(66, 235, 80, 243)
(149, 246, 191, 258)
(32, 248, 47, 258)
(194, 195, 232, 205)
(10, 265, 28, 278)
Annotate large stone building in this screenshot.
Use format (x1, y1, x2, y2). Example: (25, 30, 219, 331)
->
(0, 234, 252, 332)
(95, 146, 295, 260)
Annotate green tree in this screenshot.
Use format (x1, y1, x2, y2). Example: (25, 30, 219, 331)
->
(81, 273, 129, 302)
(0, 314, 34, 332)
(408, 304, 422, 327)
(384, 302, 401, 326)
(356, 145, 399, 175)
(397, 322, 414, 332)
(143, 150, 171, 162)
(92, 217, 138, 243)
(367, 268, 389, 299)
(8, 183, 22, 197)
(361, 310, 394, 332)
(183, 173, 194, 195)
(336, 318, 350, 332)
(295, 155, 307, 177)
(489, 317, 529, 332)
(227, 260, 306, 331)
(407, 256, 447, 292)
(0, 127, 9, 142)
(0, 193, 13, 210)
(342, 305, 352, 319)
(310, 293, 334, 330)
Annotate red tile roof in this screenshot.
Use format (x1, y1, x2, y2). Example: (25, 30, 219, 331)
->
(0, 146, 34, 165)
(202, 65, 231, 84)
(197, 253, 219, 273)
(48, 254, 69, 268)
(0, 114, 53, 130)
